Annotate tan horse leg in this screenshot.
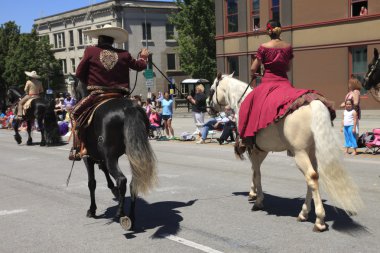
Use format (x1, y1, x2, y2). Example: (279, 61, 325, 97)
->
(248, 148, 268, 210)
(294, 151, 327, 232)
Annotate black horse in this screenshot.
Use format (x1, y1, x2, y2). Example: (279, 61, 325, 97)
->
(363, 48, 380, 103)
(71, 77, 157, 230)
(7, 87, 61, 146)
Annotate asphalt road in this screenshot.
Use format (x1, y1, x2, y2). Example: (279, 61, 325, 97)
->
(1, 121, 380, 253)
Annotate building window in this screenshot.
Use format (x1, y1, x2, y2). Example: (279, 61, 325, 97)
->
(350, 46, 367, 95)
(71, 58, 76, 73)
(351, 0, 368, 17)
(271, 0, 280, 22)
(53, 32, 65, 48)
(39, 35, 49, 43)
(78, 29, 83, 45)
(227, 56, 239, 78)
(226, 0, 238, 33)
(60, 59, 67, 74)
(166, 24, 175, 40)
(167, 54, 176, 70)
(69, 30, 74, 47)
(78, 28, 92, 45)
(251, 0, 260, 31)
(142, 23, 152, 40)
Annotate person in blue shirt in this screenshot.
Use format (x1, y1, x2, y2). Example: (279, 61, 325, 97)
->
(161, 91, 174, 139)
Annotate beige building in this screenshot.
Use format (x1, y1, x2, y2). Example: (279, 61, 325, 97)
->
(215, 0, 380, 109)
(34, 0, 189, 99)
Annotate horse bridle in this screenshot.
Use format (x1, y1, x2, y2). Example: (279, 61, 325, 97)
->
(212, 75, 256, 107)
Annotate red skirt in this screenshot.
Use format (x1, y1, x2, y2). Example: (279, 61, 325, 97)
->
(238, 76, 330, 138)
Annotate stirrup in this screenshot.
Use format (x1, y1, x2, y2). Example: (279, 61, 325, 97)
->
(69, 147, 81, 161)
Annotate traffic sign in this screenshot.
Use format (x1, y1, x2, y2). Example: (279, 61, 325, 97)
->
(144, 69, 154, 79)
(146, 78, 154, 88)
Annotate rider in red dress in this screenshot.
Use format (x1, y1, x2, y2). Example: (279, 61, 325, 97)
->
(238, 20, 334, 140)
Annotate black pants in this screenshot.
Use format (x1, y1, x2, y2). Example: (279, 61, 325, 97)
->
(220, 121, 236, 141)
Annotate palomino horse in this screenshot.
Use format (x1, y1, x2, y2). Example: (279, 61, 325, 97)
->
(7, 87, 61, 146)
(363, 48, 380, 103)
(71, 77, 157, 230)
(208, 73, 363, 232)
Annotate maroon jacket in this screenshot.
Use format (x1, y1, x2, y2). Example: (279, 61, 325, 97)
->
(76, 45, 147, 88)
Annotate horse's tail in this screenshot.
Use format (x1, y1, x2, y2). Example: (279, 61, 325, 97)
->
(124, 106, 157, 195)
(310, 100, 363, 215)
(44, 100, 62, 145)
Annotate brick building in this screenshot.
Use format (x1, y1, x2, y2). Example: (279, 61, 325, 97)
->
(215, 0, 380, 109)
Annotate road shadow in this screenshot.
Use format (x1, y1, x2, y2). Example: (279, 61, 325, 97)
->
(232, 191, 369, 235)
(93, 197, 197, 239)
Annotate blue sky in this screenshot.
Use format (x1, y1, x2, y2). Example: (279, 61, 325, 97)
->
(0, 0, 173, 33)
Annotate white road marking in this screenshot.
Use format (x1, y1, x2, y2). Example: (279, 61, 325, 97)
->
(164, 234, 223, 253)
(0, 209, 27, 216)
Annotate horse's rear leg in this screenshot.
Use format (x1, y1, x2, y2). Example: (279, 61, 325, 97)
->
(99, 163, 118, 198)
(38, 117, 46, 146)
(297, 151, 317, 222)
(248, 148, 268, 210)
(106, 156, 131, 230)
(26, 120, 33, 145)
(294, 151, 327, 232)
(83, 157, 97, 218)
(129, 178, 137, 230)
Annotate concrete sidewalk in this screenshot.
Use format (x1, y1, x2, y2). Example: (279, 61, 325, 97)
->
(171, 108, 379, 158)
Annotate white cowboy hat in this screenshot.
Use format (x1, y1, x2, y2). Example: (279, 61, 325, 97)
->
(83, 24, 128, 43)
(24, 70, 41, 79)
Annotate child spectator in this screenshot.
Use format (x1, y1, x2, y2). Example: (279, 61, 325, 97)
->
(149, 107, 161, 138)
(341, 99, 358, 155)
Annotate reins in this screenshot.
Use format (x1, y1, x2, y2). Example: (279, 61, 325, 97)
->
(150, 60, 186, 97)
(237, 75, 256, 105)
(214, 74, 256, 107)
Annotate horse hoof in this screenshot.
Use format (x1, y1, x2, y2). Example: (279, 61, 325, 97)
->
(27, 140, 33, 146)
(40, 141, 46, 146)
(312, 223, 328, 232)
(251, 204, 264, 211)
(86, 209, 96, 218)
(120, 216, 132, 231)
(14, 135, 22, 144)
(297, 214, 308, 222)
(248, 194, 257, 202)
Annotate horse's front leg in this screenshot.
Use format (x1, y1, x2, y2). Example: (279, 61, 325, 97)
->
(248, 148, 268, 211)
(13, 119, 22, 144)
(38, 117, 46, 146)
(26, 120, 33, 145)
(99, 163, 118, 198)
(106, 156, 131, 230)
(83, 157, 97, 218)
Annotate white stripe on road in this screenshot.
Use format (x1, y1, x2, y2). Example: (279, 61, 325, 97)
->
(0, 209, 27, 216)
(164, 234, 223, 253)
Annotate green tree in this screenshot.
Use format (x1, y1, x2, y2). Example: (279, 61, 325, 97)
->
(0, 22, 20, 106)
(0, 22, 62, 104)
(169, 0, 216, 82)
